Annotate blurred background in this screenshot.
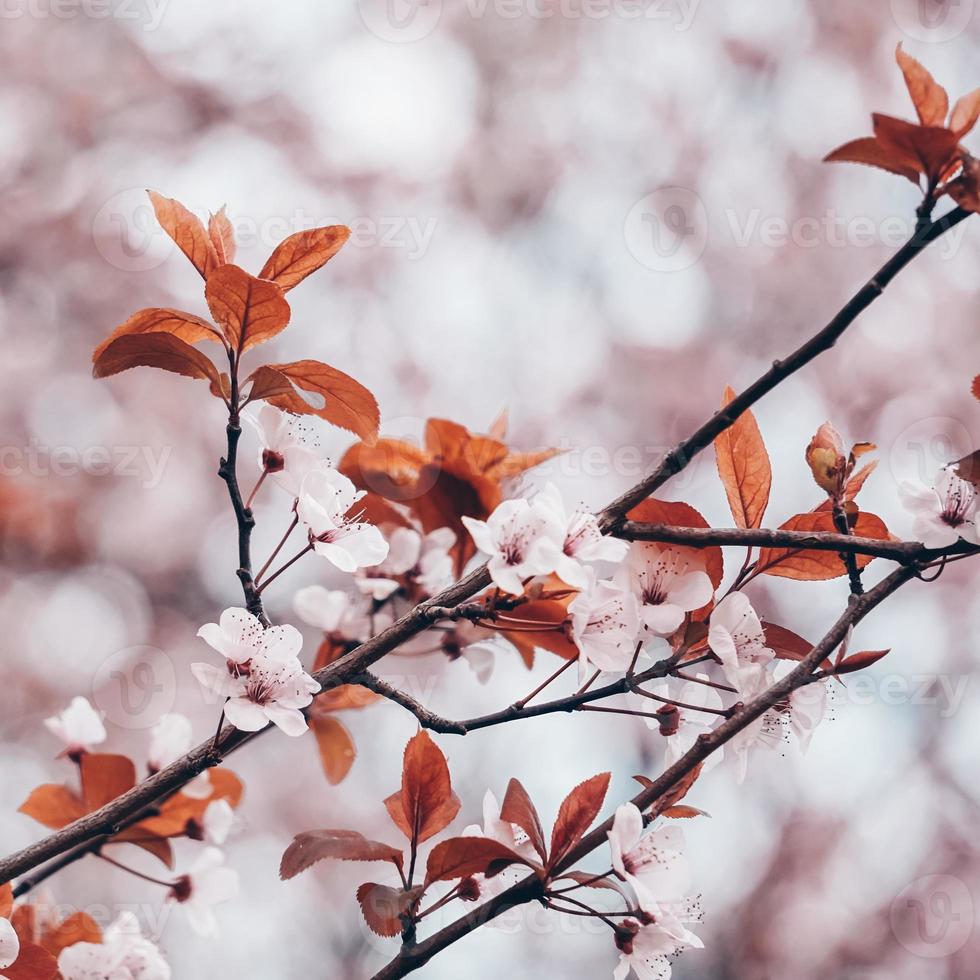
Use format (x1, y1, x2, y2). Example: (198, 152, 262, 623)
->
(2, 0, 980, 977)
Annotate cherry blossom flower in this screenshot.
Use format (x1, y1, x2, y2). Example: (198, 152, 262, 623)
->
(243, 403, 319, 498)
(57, 911, 170, 980)
(148, 713, 211, 798)
(615, 544, 713, 638)
(357, 526, 456, 600)
(202, 799, 236, 845)
(462, 790, 538, 912)
(707, 593, 774, 694)
(636, 677, 724, 770)
(170, 847, 239, 938)
(0, 916, 18, 972)
(788, 679, 828, 752)
(196, 607, 266, 666)
(43, 696, 107, 759)
(612, 909, 704, 980)
(462, 497, 564, 595)
(727, 665, 786, 783)
(607, 804, 694, 915)
(192, 619, 318, 736)
(532, 483, 629, 589)
(147, 713, 194, 772)
(569, 572, 640, 680)
(297, 462, 389, 573)
(899, 466, 980, 549)
(293, 586, 371, 641)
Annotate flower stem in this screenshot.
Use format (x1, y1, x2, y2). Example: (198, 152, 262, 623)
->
(255, 513, 299, 585)
(514, 657, 575, 710)
(256, 542, 313, 594)
(97, 852, 174, 888)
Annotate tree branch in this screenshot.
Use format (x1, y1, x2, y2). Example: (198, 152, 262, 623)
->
(1, 207, 968, 890)
(596, 207, 971, 531)
(369, 563, 920, 979)
(618, 522, 978, 562)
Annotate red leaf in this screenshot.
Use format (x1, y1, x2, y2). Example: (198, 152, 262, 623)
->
(755, 511, 890, 580)
(147, 190, 218, 280)
(388, 731, 460, 847)
(80, 753, 137, 810)
(39, 912, 101, 957)
(208, 207, 236, 266)
(356, 882, 416, 938)
(93, 308, 223, 361)
(499, 778, 548, 863)
(714, 385, 771, 528)
(548, 772, 610, 870)
(834, 649, 891, 675)
(895, 43, 949, 127)
(18, 785, 87, 830)
(279, 830, 404, 880)
(424, 836, 534, 885)
(92, 332, 227, 399)
(823, 136, 922, 184)
(246, 360, 379, 445)
(205, 264, 291, 354)
(951, 88, 980, 137)
(259, 226, 351, 291)
(2, 941, 59, 980)
(310, 715, 356, 785)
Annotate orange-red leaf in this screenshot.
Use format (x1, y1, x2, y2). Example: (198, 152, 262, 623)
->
(951, 88, 980, 137)
(2, 941, 58, 980)
(356, 882, 415, 938)
(425, 836, 534, 885)
(714, 386, 771, 529)
(548, 772, 610, 870)
(895, 43, 949, 127)
(310, 714, 356, 785)
(823, 136, 922, 184)
(205, 264, 291, 354)
(18, 785, 87, 830)
(761, 622, 812, 661)
(835, 649, 891, 675)
(93, 308, 223, 361)
(147, 190, 218, 279)
(92, 332, 226, 398)
(279, 829, 404, 880)
(500, 778, 548, 862)
(259, 226, 350, 292)
(80, 753, 137, 810)
(755, 511, 890, 580)
(388, 731, 460, 846)
(39, 912, 101, 957)
(208, 207, 236, 266)
(637, 762, 703, 819)
(0, 883, 11, 918)
(247, 361, 379, 444)
(134, 768, 243, 839)
(872, 113, 960, 182)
